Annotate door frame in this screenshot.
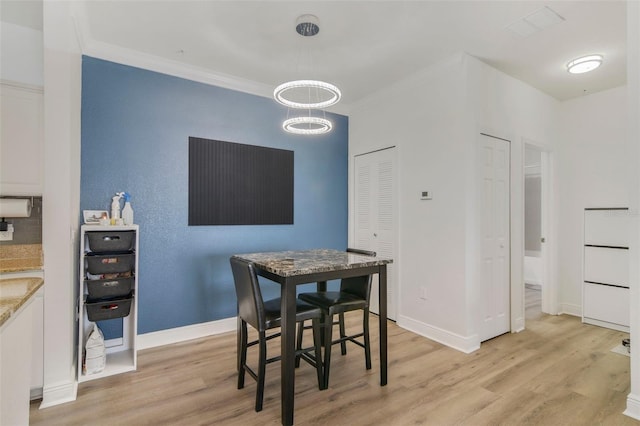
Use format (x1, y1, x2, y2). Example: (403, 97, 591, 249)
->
(523, 139, 557, 316)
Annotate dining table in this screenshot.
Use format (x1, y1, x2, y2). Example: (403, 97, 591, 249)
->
(231, 249, 393, 426)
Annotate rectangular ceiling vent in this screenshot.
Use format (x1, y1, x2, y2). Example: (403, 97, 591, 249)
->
(506, 6, 565, 38)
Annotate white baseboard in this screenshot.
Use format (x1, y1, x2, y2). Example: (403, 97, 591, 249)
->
(559, 303, 581, 317)
(625, 393, 640, 420)
(39, 379, 77, 409)
(137, 317, 237, 350)
(397, 315, 480, 354)
(583, 317, 630, 333)
(512, 316, 525, 333)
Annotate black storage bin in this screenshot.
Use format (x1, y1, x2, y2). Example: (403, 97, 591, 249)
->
(87, 231, 135, 253)
(86, 293, 133, 321)
(86, 276, 134, 300)
(86, 252, 135, 274)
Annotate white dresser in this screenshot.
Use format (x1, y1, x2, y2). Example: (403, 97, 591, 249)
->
(582, 208, 629, 332)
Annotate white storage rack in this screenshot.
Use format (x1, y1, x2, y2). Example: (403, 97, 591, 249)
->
(582, 208, 629, 332)
(77, 224, 139, 382)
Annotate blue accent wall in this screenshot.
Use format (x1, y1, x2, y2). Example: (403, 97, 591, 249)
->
(81, 56, 348, 335)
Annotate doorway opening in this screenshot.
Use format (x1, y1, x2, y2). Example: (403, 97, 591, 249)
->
(523, 142, 556, 321)
(524, 144, 543, 320)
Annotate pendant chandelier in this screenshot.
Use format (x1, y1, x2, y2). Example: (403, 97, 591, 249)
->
(274, 15, 341, 135)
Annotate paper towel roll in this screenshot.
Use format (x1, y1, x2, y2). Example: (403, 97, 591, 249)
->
(0, 198, 32, 218)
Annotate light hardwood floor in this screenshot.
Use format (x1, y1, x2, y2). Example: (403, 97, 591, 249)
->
(31, 296, 636, 425)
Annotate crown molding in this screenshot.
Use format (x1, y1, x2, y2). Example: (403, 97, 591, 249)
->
(82, 38, 275, 99)
(71, 2, 350, 115)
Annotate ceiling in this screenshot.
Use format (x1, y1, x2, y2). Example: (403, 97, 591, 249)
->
(1, 1, 627, 108)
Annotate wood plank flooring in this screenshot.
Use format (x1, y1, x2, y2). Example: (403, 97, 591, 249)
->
(30, 295, 636, 425)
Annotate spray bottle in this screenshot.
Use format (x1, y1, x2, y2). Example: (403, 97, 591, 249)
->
(122, 192, 134, 225)
(111, 192, 124, 225)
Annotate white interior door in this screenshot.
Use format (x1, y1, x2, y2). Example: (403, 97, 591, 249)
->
(354, 147, 397, 320)
(479, 134, 511, 341)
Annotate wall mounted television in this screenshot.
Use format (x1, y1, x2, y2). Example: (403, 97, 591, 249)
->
(188, 137, 294, 225)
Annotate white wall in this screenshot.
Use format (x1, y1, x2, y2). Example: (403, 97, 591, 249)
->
(555, 86, 628, 315)
(350, 54, 474, 350)
(464, 55, 558, 333)
(1, 6, 80, 406)
(625, 0, 640, 418)
(350, 53, 559, 352)
(40, 1, 82, 407)
(0, 22, 43, 86)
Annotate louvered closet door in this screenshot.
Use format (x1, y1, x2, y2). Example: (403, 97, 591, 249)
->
(354, 147, 397, 320)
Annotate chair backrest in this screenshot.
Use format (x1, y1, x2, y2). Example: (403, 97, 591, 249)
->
(230, 257, 266, 332)
(341, 248, 376, 301)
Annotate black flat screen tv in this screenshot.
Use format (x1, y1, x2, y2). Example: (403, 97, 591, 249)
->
(188, 137, 294, 225)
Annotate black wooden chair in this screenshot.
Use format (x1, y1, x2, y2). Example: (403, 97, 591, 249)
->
(296, 248, 376, 388)
(230, 257, 324, 412)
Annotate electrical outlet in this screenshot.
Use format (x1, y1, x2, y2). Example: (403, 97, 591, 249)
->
(0, 224, 14, 241)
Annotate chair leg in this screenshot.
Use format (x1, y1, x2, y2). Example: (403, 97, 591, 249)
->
(323, 314, 334, 389)
(255, 331, 267, 412)
(237, 319, 247, 389)
(295, 320, 304, 368)
(339, 313, 347, 355)
(311, 317, 325, 390)
(363, 309, 372, 370)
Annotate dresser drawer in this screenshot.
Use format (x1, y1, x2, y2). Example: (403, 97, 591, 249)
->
(584, 246, 628, 287)
(584, 209, 629, 247)
(583, 282, 629, 327)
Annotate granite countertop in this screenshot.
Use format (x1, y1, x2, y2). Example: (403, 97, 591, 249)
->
(0, 244, 43, 273)
(233, 249, 393, 277)
(0, 277, 44, 328)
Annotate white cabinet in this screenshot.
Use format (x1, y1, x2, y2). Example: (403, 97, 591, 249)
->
(0, 81, 43, 195)
(1, 294, 35, 425)
(31, 287, 44, 397)
(77, 225, 139, 382)
(582, 208, 629, 331)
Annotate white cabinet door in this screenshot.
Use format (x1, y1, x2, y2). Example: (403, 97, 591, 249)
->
(583, 282, 629, 328)
(0, 82, 44, 195)
(1, 299, 34, 426)
(584, 209, 629, 247)
(584, 246, 629, 287)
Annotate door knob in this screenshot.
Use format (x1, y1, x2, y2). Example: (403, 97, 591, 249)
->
(373, 233, 378, 237)
(541, 237, 546, 243)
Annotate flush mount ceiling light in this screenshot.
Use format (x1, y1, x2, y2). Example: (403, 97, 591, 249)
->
(282, 116, 332, 135)
(276, 14, 340, 134)
(567, 54, 603, 74)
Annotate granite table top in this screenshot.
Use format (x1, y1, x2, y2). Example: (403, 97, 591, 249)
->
(232, 248, 393, 278)
(0, 277, 44, 329)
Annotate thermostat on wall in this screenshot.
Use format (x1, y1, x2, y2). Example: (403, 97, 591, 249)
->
(421, 191, 432, 200)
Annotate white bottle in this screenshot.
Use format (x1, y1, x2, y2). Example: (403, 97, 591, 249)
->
(111, 195, 122, 223)
(122, 201, 134, 225)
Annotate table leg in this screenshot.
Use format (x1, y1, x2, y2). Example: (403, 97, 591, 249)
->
(281, 280, 296, 426)
(316, 281, 328, 346)
(379, 265, 388, 386)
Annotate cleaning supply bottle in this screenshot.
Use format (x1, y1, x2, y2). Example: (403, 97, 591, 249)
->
(122, 192, 134, 225)
(111, 192, 123, 225)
